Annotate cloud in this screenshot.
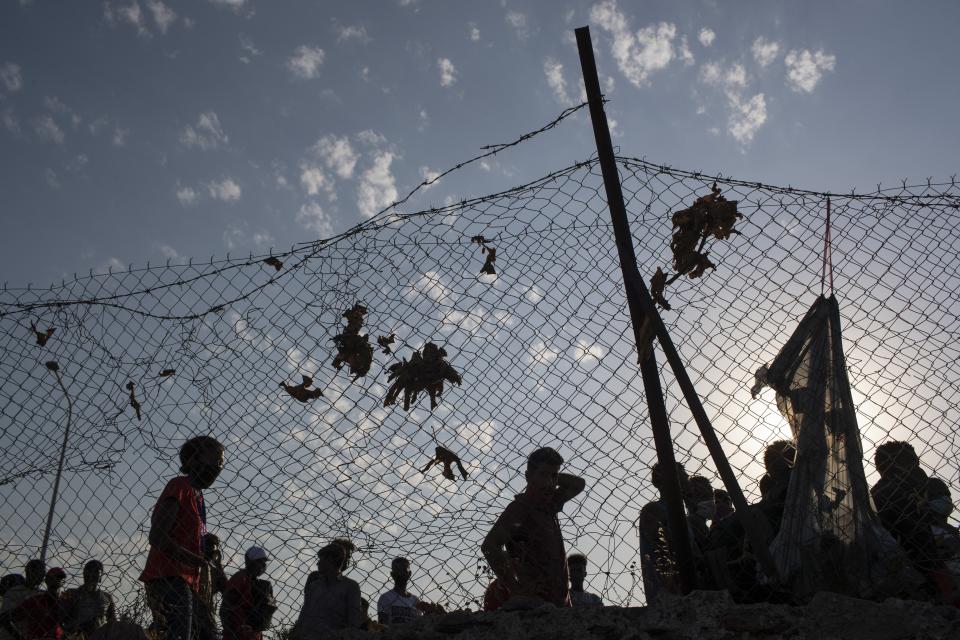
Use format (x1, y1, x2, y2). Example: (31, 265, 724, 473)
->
(176, 186, 198, 206)
(417, 109, 429, 131)
(207, 177, 242, 201)
(544, 58, 572, 106)
(698, 28, 715, 47)
(44, 168, 60, 189)
(1, 108, 19, 134)
(208, 0, 247, 10)
(337, 25, 369, 43)
(180, 111, 228, 150)
(286, 46, 325, 79)
(104, 1, 150, 37)
(112, 127, 129, 146)
(158, 244, 180, 259)
(678, 35, 694, 66)
(437, 58, 457, 87)
(238, 34, 261, 63)
(309, 134, 358, 179)
(33, 115, 64, 144)
(145, 0, 176, 34)
(299, 165, 335, 198)
(589, 0, 677, 87)
(223, 225, 274, 251)
(505, 10, 529, 40)
(0, 62, 22, 93)
(419, 166, 440, 189)
(527, 340, 559, 365)
(728, 93, 767, 145)
(784, 48, 836, 93)
(751, 36, 780, 68)
(357, 129, 386, 147)
(296, 201, 334, 237)
(469, 24, 480, 41)
(574, 340, 604, 361)
(356, 151, 397, 218)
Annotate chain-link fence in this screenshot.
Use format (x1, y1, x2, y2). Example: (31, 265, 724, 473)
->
(2, 106, 959, 632)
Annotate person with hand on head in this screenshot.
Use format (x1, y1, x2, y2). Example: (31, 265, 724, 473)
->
(60, 561, 115, 640)
(139, 436, 225, 640)
(291, 544, 361, 640)
(566, 554, 602, 607)
(481, 447, 585, 608)
(0, 561, 45, 640)
(376, 558, 443, 625)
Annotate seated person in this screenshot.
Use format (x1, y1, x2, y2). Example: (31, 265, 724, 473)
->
(566, 554, 602, 607)
(291, 544, 361, 639)
(376, 558, 442, 625)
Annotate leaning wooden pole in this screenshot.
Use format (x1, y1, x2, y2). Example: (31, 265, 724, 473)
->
(575, 26, 697, 595)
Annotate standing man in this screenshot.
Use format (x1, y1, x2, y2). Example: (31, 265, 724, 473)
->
(481, 447, 585, 608)
(220, 547, 269, 640)
(291, 544, 361, 639)
(140, 436, 225, 640)
(376, 558, 443, 625)
(61, 561, 115, 639)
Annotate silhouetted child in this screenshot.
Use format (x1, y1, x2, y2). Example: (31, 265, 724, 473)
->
(61, 561, 116, 639)
(11, 567, 66, 640)
(376, 558, 443, 625)
(0, 560, 45, 640)
(481, 447, 585, 608)
(292, 544, 361, 639)
(566, 554, 602, 607)
(221, 547, 272, 640)
(685, 476, 715, 551)
(140, 436, 225, 640)
(638, 462, 689, 602)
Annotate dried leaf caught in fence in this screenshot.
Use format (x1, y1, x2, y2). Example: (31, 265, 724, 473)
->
(332, 304, 374, 379)
(159, 369, 176, 377)
(31, 322, 55, 347)
(650, 268, 670, 311)
(420, 445, 469, 481)
(377, 333, 396, 355)
(263, 257, 283, 271)
(384, 342, 462, 411)
(125, 382, 142, 421)
(480, 247, 496, 275)
(280, 375, 323, 403)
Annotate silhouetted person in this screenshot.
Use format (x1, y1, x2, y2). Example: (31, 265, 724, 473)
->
(195, 534, 226, 640)
(140, 436, 225, 640)
(221, 547, 271, 640)
(0, 561, 45, 640)
(481, 447, 585, 608)
(756, 440, 795, 537)
(481, 578, 509, 612)
(0, 575, 26, 604)
(376, 558, 443, 625)
(566, 554, 601, 607)
(712, 489, 734, 528)
(638, 462, 689, 602)
(685, 475, 715, 551)
(11, 568, 66, 640)
(870, 441, 940, 576)
(330, 540, 355, 577)
(927, 478, 960, 557)
(61, 561, 115, 639)
(291, 544, 361, 639)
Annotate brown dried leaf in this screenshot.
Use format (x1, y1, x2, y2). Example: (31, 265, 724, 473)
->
(421, 445, 469, 481)
(377, 333, 396, 354)
(263, 257, 283, 271)
(480, 247, 496, 276)
(159, 369, 176, 377)
(650, 267, 671, 311)
(126, 382, 142, 421)
(31, 322, 55, 347)
(280, 374, 323, 403)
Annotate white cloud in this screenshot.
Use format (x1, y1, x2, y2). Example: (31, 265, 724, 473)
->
(223, 225, 273, 251)
(238, 34, 261, 63)
(437, 58, 457, 87)
(784, 48, 836, 93)
(419, 166, 440, 189)
(505, 10, 529, 40)
(208, 0, 247, 9)
(574, 340, 605, 361)
(176, 186, 198, 206)
(589, 0, 677, 87)
(544, 58, 572, 106)
(44, 168, 60, 189)
(678, 35, 694, 66)
(752, 36, 780, 68)
(112, 127, 129, 146)
(728, 92, 767, 145)
(698, 28, 715, 47)
(207, 177, 242, 201)
(180, 111, 228, 150)
(309, 134, 358, 179)
(296, 201, 334, 237)
(357, 151, 397, 218)
(145, 0, 176, 34)
(1, 108, 19, 134)
(417, 109, 429, 132)
(107, 1, 149, 37)
(158, 244, 180, 259)
(299, 165, 335, 198)
(0, 62, 22, 93)
(337, 25, 369, 43)
(469, 24, 480, 41)
(357, 129, 386, 147)
(527, 340, 559, 365)
(405, 271, 451, 303)
(33, 115, 64, 144)
(286, 46, 325, 79)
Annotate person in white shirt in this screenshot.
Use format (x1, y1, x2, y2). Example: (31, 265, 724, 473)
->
(291, 544, 361, 640)
(567, 554, 602, 607)
(376, 558, 443, 625)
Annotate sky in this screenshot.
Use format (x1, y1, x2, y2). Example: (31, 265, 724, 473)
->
(1, 0, 959, 289)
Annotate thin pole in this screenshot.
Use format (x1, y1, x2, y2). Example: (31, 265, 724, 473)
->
(575, 26, 697, 594)
(40, 362, 73, 565)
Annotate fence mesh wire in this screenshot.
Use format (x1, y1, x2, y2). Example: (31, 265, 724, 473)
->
(2, 118, 960, 630)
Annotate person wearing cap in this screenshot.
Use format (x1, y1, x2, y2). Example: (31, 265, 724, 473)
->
(9, 567, 66, 640)
(0, 561, 46, 640)
(291, 544, 361, 640)
(60, 561, 115, 640)
(220, 547, 268, 640)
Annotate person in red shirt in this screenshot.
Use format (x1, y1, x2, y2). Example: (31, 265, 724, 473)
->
(220, 547, 269, 640)
(481, 447, 585, 608)
(140, 436, 224, 640)
(10, 568, 66, 640)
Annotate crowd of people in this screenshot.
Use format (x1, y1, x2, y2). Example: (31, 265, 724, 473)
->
(2, 435, 957, 639)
